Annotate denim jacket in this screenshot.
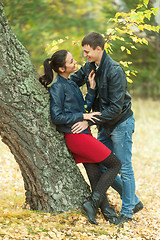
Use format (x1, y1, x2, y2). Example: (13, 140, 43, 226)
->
(49, 75, 96, 133)
(70, 50, 133, 129)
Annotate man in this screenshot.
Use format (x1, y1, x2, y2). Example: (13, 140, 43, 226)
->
(70, 32, 143, 225)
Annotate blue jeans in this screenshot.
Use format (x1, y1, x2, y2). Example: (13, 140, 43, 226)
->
(98, 115, 139, 218)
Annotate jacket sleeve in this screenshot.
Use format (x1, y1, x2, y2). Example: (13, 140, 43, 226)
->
(70, 64, 87, 87)
(84, 87, 97, 113)
(95, 66, 126, 125)
(49, 83, 84, 125)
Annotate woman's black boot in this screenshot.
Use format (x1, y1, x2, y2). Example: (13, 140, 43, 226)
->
(100, 204, 119, 225)
(83, 191, 104, 225)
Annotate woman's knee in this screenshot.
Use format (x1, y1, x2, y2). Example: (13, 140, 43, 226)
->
(101, 153, 122, 170)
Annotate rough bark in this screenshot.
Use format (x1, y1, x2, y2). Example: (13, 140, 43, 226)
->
(0, 1, 90, 213)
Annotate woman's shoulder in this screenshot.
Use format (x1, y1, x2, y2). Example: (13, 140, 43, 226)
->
(49, 77, 61, 91)
(49, 76, 67, 94)
(50, 76, 63, 87)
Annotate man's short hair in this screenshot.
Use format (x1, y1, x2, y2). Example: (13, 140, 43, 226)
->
(82, 32, 105, 50)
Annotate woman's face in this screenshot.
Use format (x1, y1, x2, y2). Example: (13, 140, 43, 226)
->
(64, 52, 77, 74)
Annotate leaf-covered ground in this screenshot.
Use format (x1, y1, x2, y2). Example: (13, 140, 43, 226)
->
(0, 99, 160, 240)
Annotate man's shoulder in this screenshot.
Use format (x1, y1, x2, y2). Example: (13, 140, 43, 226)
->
(104, 54, 120, 67)
(101, 56, 125, 82)
(104, 55, 123, 74)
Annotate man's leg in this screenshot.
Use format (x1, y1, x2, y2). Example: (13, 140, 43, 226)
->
(98, 121, 141, 214)
(111, 115, 136, 219)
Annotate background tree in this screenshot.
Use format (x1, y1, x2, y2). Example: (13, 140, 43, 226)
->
(110, 0, 160, 98)
(3, 0, 160, 98)
(0, 1, 90, 213)
(3, 0, 108, 68)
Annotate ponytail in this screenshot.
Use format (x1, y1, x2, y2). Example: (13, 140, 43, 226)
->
(39, 58, 54, 90)
(39, 50, 68, 89)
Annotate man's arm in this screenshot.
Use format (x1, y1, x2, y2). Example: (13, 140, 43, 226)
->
(70, 64, 88, 87)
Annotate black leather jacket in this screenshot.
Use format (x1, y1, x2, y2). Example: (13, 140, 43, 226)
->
(70, 50, 133, 130)
(49, 75, 96, 133)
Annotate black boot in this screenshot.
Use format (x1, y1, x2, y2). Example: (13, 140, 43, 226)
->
(133, 201, 143, 214)
(83, 191, 104, 225)
(101, 204, 119, 225)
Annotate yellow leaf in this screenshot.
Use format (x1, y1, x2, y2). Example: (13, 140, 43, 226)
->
(131, 71, 137, 76)
(126, 49, 131, 54)
(121, 46, 125, 51)
(142, 38, 148, 45)
(107, 28, 115, 35)
(151, 7, 159, 16)
(120, 61, 128, 67)
(132, 37, 138, 42)
(115, 12, 121, 19)
(127, 77, 133, 83)
(143, 0, 149, 7)
(138, 25, 144, 31)
(58, 39, 64, 44)
(125, 70, 130, 76)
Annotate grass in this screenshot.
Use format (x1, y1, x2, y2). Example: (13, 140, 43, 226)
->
(0, 98, 160, 239)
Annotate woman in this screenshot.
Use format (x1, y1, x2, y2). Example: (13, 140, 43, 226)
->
(39, 50, 122, 225)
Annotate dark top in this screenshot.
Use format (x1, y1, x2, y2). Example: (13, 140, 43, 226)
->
(49, 75, 96, 133)
(70, 50, 133, 131)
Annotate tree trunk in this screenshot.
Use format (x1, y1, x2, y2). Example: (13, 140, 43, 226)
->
(0, 1, 90, 213)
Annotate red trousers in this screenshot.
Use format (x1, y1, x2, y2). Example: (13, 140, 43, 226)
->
(65, 131, 111, 164)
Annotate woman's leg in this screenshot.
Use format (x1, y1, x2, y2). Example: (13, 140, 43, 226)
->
(82, 153, 121, 197)
(65, 133, 121, 224)
(94, 153, 121, 194)
(83, 162, 120, 224)
(82, 153, 121, 225)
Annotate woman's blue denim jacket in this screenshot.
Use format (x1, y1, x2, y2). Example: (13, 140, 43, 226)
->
(49, 75, 96, 133)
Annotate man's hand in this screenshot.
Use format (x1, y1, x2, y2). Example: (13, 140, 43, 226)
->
(71, 120, 89, 134)
(83, 112, 101, 123)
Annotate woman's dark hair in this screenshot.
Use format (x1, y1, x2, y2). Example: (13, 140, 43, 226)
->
(39, 49, 68, 89)
(82, 32, 105, 50)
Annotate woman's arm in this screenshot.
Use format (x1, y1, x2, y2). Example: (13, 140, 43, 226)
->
(49, 83, 84, 125)
(83, 70, 97, 113)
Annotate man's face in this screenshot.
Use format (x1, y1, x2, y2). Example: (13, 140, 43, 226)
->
(82, 45, 100, 63)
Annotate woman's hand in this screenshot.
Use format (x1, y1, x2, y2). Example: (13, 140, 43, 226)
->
(71, 120, 89, 134)
(89, 70, 96, 89)
(83, 112, 101, 123)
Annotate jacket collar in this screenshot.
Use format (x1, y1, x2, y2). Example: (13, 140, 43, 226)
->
(90, 50, 110, 73)
(97, 50, 111, 72)
(57, 75, 68, 81)
(98, 50, 107, 68)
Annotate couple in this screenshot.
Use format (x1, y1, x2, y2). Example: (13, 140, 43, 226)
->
(39, 32, 143, 226)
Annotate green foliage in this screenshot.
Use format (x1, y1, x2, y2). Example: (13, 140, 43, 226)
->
(44, 2, 160, 97)
(3, 0, 160, 98)
(104, 3, 160, 85)
(4, 0, 111, 69)
(111, 1, 160, 98)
